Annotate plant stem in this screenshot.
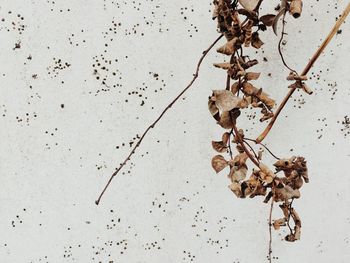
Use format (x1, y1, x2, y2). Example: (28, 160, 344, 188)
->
(232, 123, 260, 168)
(95, 34, 224, 205)
(255, 2, 350, 143)
(268, 200, 274, 263)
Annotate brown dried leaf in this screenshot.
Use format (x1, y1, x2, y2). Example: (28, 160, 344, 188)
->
(229, 182, 243, 198)
(242, 82, 275, 110)
(251, 32, 264, 49)
(273, 218, 286, 230)
(243, 20, 253, 47)
(246, 72, 261, 81)
(211, 155, 228, 173)
(231, 82, 240, 94)
(273, 8, 286, 35)
(274, 185, 300, 202)
(228, 165, 248, 182)
(260, 14, 276, 27)
(212, 90, 242, 112)
(217, 38, 239, 55)
(212, 141, 227, 153)
(274, 156, 296, 171)
(238, 0, 260, 11)
(218, 111, 234, 129)
(212, 3, 219, 19)
(222, 132, 230, 145)
(208, 100, 220, 121)
(260, 111, 274, 122)
(213, 62, 233, 70)
(259, 163, 275, 184)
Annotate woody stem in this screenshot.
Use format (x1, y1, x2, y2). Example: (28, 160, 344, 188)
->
(255, 2, 350, 143)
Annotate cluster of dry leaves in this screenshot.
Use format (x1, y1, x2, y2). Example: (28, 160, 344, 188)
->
(210, 0, 309, 242)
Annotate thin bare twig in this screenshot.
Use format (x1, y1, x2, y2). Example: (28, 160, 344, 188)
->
(278, 11, 297, 74)
(232, 122, 260, 168)
(243, 139, 260, 160)
(268, 199, 274, 263)
(244, 138, 281, 160)
(256, 2, 350, 143)
(95, 34, 224, 205)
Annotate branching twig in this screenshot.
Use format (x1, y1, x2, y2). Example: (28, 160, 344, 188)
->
(95, 34, 224, 205)
(255, 2, 350, 143)
(232, 122, 260, 167)
(244, 138, 281, 160)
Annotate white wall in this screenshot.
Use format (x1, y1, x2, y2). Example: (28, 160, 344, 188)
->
(0, 0, 349, 262)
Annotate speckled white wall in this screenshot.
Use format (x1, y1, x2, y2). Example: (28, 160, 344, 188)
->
(0, 0, 350, 262)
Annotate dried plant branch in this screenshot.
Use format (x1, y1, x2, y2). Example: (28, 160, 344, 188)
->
(268, 199, 274, 263)
(95, 34, 224, 205)
(244, 138, 280, 160)
(256, 2, 350, 143)
(232, 122, 260, 167)
(242, 139, 260, 160)
(278, 11, 297, 73)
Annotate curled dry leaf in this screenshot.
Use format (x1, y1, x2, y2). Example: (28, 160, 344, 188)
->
(243, 20, 254, 47)
(273, 7, 287, 35)
(229, 165, 248, 182)
(208, 100, 220, 121)
(245, 72, 261, 81)
(260, 14, 276, 26)
(229, 182, 242, 198)
(260, 111, 274, 122)
(213, 62, 233, 70)
(259, 163, 276, 184)
(238, 0, 260, 11)
(218, 111, 235, 129)
(211, 90, 242, 112)
(211, 155, 228, 173)
(222, 132, 230, 145)
(231, 82, 240, 94)
(217, 37, 239, 55)
(251, 32, 264, 49)
(274, 185, 300, 202)
(242, 82, 275, 110)
(212, 141, 227, 153)
(273, 218, 287, 230)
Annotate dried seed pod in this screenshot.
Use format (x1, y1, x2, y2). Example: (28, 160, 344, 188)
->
(290, 0, 303, 18)
(287, 71, 308, 81)
(301, 83, 313, 95)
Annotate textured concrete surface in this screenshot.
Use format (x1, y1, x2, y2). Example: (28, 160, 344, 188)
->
(0, 0, 350, 262)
